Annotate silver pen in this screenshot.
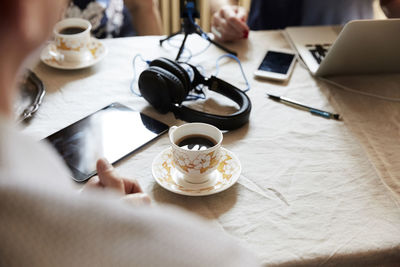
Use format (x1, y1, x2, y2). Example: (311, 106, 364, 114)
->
(267, 93, 341, 120)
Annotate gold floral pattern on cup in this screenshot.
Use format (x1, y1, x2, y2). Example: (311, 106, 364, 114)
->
(174, 150, 220, 174)
(169, 123, 223, 184)
(53, 18, 92, 62)
(56, 38, 84, 52)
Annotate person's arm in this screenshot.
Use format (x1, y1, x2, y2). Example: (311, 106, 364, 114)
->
(210, 0, 250, 42)
(380, 0, 400, 18)
(125, 0, 162, 35)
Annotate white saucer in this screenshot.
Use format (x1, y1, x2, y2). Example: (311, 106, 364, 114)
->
(40, 38, 107, 70)
(152, 147, 241, 196)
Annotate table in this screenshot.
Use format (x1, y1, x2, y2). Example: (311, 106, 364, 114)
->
(25, 31, 400, 266)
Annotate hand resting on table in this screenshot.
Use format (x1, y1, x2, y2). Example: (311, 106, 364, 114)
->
(211, 5, 250, 42)
(83, 158, 151, 206)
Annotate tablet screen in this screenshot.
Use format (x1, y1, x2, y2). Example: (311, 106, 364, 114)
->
(44, 103, 169, 182)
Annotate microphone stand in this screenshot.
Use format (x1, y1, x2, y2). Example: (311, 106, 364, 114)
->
(159, 5, 237, 61)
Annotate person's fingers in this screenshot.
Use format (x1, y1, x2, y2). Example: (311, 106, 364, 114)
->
(86, 175, 101, 187)
(212, 14, 241, 41)
(226, 18, 247, 39)
(214, 28, 242, 42)
(221, 6, 249, 35)
(234, 6, 247, 22)
(226, 17, 247, 38)
(220, 5, 237, 19)
(235, 6, 248, 24)
(81, 176, 101, 193)
(96, 158, 125, 194)
(213, 19, 243, 41)
(123, 178, 143, 194)
(123, 193, 152, 206)
(211, 26, 223, 41)
(213, 28, 239, 42)
(213, 7, 248, 41)
(212, 13, 229, 42)
(212, 10, 225, 29)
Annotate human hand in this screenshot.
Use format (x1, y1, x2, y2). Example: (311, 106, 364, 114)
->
(84, 158, 151, 205)
(380, 0, 400, 18)
(211, 5, 250, 42)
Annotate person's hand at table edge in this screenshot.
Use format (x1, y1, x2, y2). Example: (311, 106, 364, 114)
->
(211, 5, 250, 42)
(83, 158, 151, 206)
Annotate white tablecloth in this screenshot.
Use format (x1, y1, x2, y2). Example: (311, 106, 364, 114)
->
(25, 31, 400, 266)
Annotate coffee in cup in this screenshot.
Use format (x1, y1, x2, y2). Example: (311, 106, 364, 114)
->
(176, 134, 217, 150)
(169, 123, 223, 183)
(59, 26, 87, 35)
(53, 18, 92, 63)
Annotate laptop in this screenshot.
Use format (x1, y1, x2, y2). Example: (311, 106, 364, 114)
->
(284, 19, 400, 77)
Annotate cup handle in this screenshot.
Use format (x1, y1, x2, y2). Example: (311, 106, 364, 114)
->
(169, 126, 178, 142)
(49, 50, 64, 62)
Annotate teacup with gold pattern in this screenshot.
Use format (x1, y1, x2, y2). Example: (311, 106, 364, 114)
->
(53, 18, 92, 63)
(169, 123, 223, 183)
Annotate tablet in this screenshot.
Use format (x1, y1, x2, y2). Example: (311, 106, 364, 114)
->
(44, 103, 169, 182)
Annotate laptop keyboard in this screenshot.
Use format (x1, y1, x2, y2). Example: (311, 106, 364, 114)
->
(306, 44, 332, 64)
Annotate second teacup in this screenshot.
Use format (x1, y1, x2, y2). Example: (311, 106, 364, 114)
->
(53, 18, 92, 63)
(169, 123, 223, 184)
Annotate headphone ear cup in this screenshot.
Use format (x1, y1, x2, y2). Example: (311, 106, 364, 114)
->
(150, 66, 186, 103)
(138, 66, 187, 113)
(150, 58, 191, 95)
(138, 68, 172, 114)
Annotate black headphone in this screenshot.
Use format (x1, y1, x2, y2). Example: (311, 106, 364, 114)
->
(138, 57, 251, 130)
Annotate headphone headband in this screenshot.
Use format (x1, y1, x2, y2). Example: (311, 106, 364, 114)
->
(138, 58, 251, 130)
(171, 76, 251, 130)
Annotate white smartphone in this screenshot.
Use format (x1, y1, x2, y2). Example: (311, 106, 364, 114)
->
(254, 49, 296, 82)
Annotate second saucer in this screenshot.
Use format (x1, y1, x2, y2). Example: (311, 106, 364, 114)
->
(40, 38, 107, 70)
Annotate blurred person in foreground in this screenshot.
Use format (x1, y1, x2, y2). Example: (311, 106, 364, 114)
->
(210, 0, 400, 42)
(65, 0, 163, 38)
(0, 0, 258, 266)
